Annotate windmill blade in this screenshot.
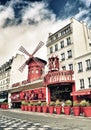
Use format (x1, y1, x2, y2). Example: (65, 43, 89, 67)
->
(18, 62, 26, 72)
(32, 41, 45, 56)
(19, 46, 31, 57)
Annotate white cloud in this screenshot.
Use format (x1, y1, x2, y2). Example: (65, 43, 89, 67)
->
(0, 0, 91, 66)
(65, 1, 74, 12)
(0, 1, 60, 65)
(80, 0, 91, 8)
(75, 8, 89, 19)
(0, 7, 14, 27)
(22, 2, 56, 24)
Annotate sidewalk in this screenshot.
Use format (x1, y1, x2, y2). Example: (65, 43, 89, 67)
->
(1, 108, 91, 120)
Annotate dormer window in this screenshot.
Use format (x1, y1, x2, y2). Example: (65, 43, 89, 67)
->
(55, 34, 58, 39)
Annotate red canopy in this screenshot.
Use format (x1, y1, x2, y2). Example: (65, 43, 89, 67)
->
(71, 89, 91, 96)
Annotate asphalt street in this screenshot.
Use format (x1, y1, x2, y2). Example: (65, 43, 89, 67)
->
(0, 109, 91, 130)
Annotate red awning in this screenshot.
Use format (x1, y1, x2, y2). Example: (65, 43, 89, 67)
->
(71, 89, 91, 96)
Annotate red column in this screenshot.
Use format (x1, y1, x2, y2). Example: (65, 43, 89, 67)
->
(48, 88, 51, 103)
(72, 83, 77, 101)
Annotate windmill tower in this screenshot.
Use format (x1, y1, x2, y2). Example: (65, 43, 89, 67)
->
(18, 41, 47, 81)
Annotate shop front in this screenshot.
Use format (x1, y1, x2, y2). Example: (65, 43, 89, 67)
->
(0, 91, 8, 107)
(71, 89, 91, 102)
(10, 92, 21, 108)
(44, 72, 75, 102)
(9, 79, 46, 108)
(49, 84, 73, 101)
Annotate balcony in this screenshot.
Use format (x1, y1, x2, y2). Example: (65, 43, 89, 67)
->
(44, 70, 74, 85)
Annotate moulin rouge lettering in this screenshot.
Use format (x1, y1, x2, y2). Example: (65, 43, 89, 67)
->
(55, 88, 71, 94)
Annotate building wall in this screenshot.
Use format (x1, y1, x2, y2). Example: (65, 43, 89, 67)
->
(71, 18, 91, 58)
(9, 54, 28, 88)
(74, 53, 91, 91)
(47, 23, 75, 71)
(0, 59, 12, 92)
(46, 17, 91, 91)
(71, 18, 91, 91)
(0, 54, 28, 92)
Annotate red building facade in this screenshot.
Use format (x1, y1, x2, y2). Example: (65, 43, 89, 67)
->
(9, 55, 75, 108)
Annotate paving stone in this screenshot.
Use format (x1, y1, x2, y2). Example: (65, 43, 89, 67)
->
(0, 115, 54, 130)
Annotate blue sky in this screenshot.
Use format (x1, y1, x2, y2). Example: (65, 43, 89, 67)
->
(0, 0, 91, 65)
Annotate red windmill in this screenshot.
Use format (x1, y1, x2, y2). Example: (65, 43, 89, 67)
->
(18, 41, 47, 81)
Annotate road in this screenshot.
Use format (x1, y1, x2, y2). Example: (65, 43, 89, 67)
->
(0, 109, 91, 130)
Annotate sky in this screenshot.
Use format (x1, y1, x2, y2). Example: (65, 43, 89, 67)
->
(0, 0, 91, 66)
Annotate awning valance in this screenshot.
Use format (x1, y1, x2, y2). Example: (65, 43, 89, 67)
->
(71, 89, 91, 96)
(0, 98, 6, 103)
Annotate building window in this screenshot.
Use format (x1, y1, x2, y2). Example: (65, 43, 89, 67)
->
(1, 81, 2, 85)
(61, 31, 65, 36)
(88, 77, 91, 87)
(67, 50, 72, 58)
(69, 64, 73, 70)
(61, 53, 65, 61)
(32, 70, 34, 74)
(6, 78, 10, 83)
(66, 26, 71, 33)
(50, 37, 53, 42)
(80, 79, 84, 89)
(55, 44, 58, 51)
(7, 71, 10, 76)
(55, 34, 58, 39)
(62, 66, 66, 70)
(67, 37, 71, 45)
(78, 62, 83, 72)
(36, 70, 38, 74)
(50, 47, 53, 54)
(60, 41, 64, 48)
(86, 59, 91, 70)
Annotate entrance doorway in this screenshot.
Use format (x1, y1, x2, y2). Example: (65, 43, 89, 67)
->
(12, 102, 21, 108)
(49, 84, 72, 101)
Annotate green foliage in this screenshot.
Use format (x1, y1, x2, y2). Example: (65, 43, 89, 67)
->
(65, 100, 72, 106)
(28, 101, 33, 106)
(32, 102, 37, 106)
(55, 100, 61, 106)
(3, 102, 8, 105)
(41, 102, 47, 106)
(73, 101, 80, 106)
(80, 100, 90, 107)
(21, 101, 28, 106)
(49, 101, 55, 106)
(21, 101, 26, 105)
(37, 101, 42, 106)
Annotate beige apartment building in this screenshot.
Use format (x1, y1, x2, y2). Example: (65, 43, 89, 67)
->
(46, 18, 91, 98)
(0, 54, 28, 107)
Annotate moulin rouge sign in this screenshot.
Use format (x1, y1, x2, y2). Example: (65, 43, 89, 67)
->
(12, 80, 30, 87)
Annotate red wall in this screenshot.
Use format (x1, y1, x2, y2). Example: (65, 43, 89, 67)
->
(11, 87, 46, 102)
(28, 61, 43, 81)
